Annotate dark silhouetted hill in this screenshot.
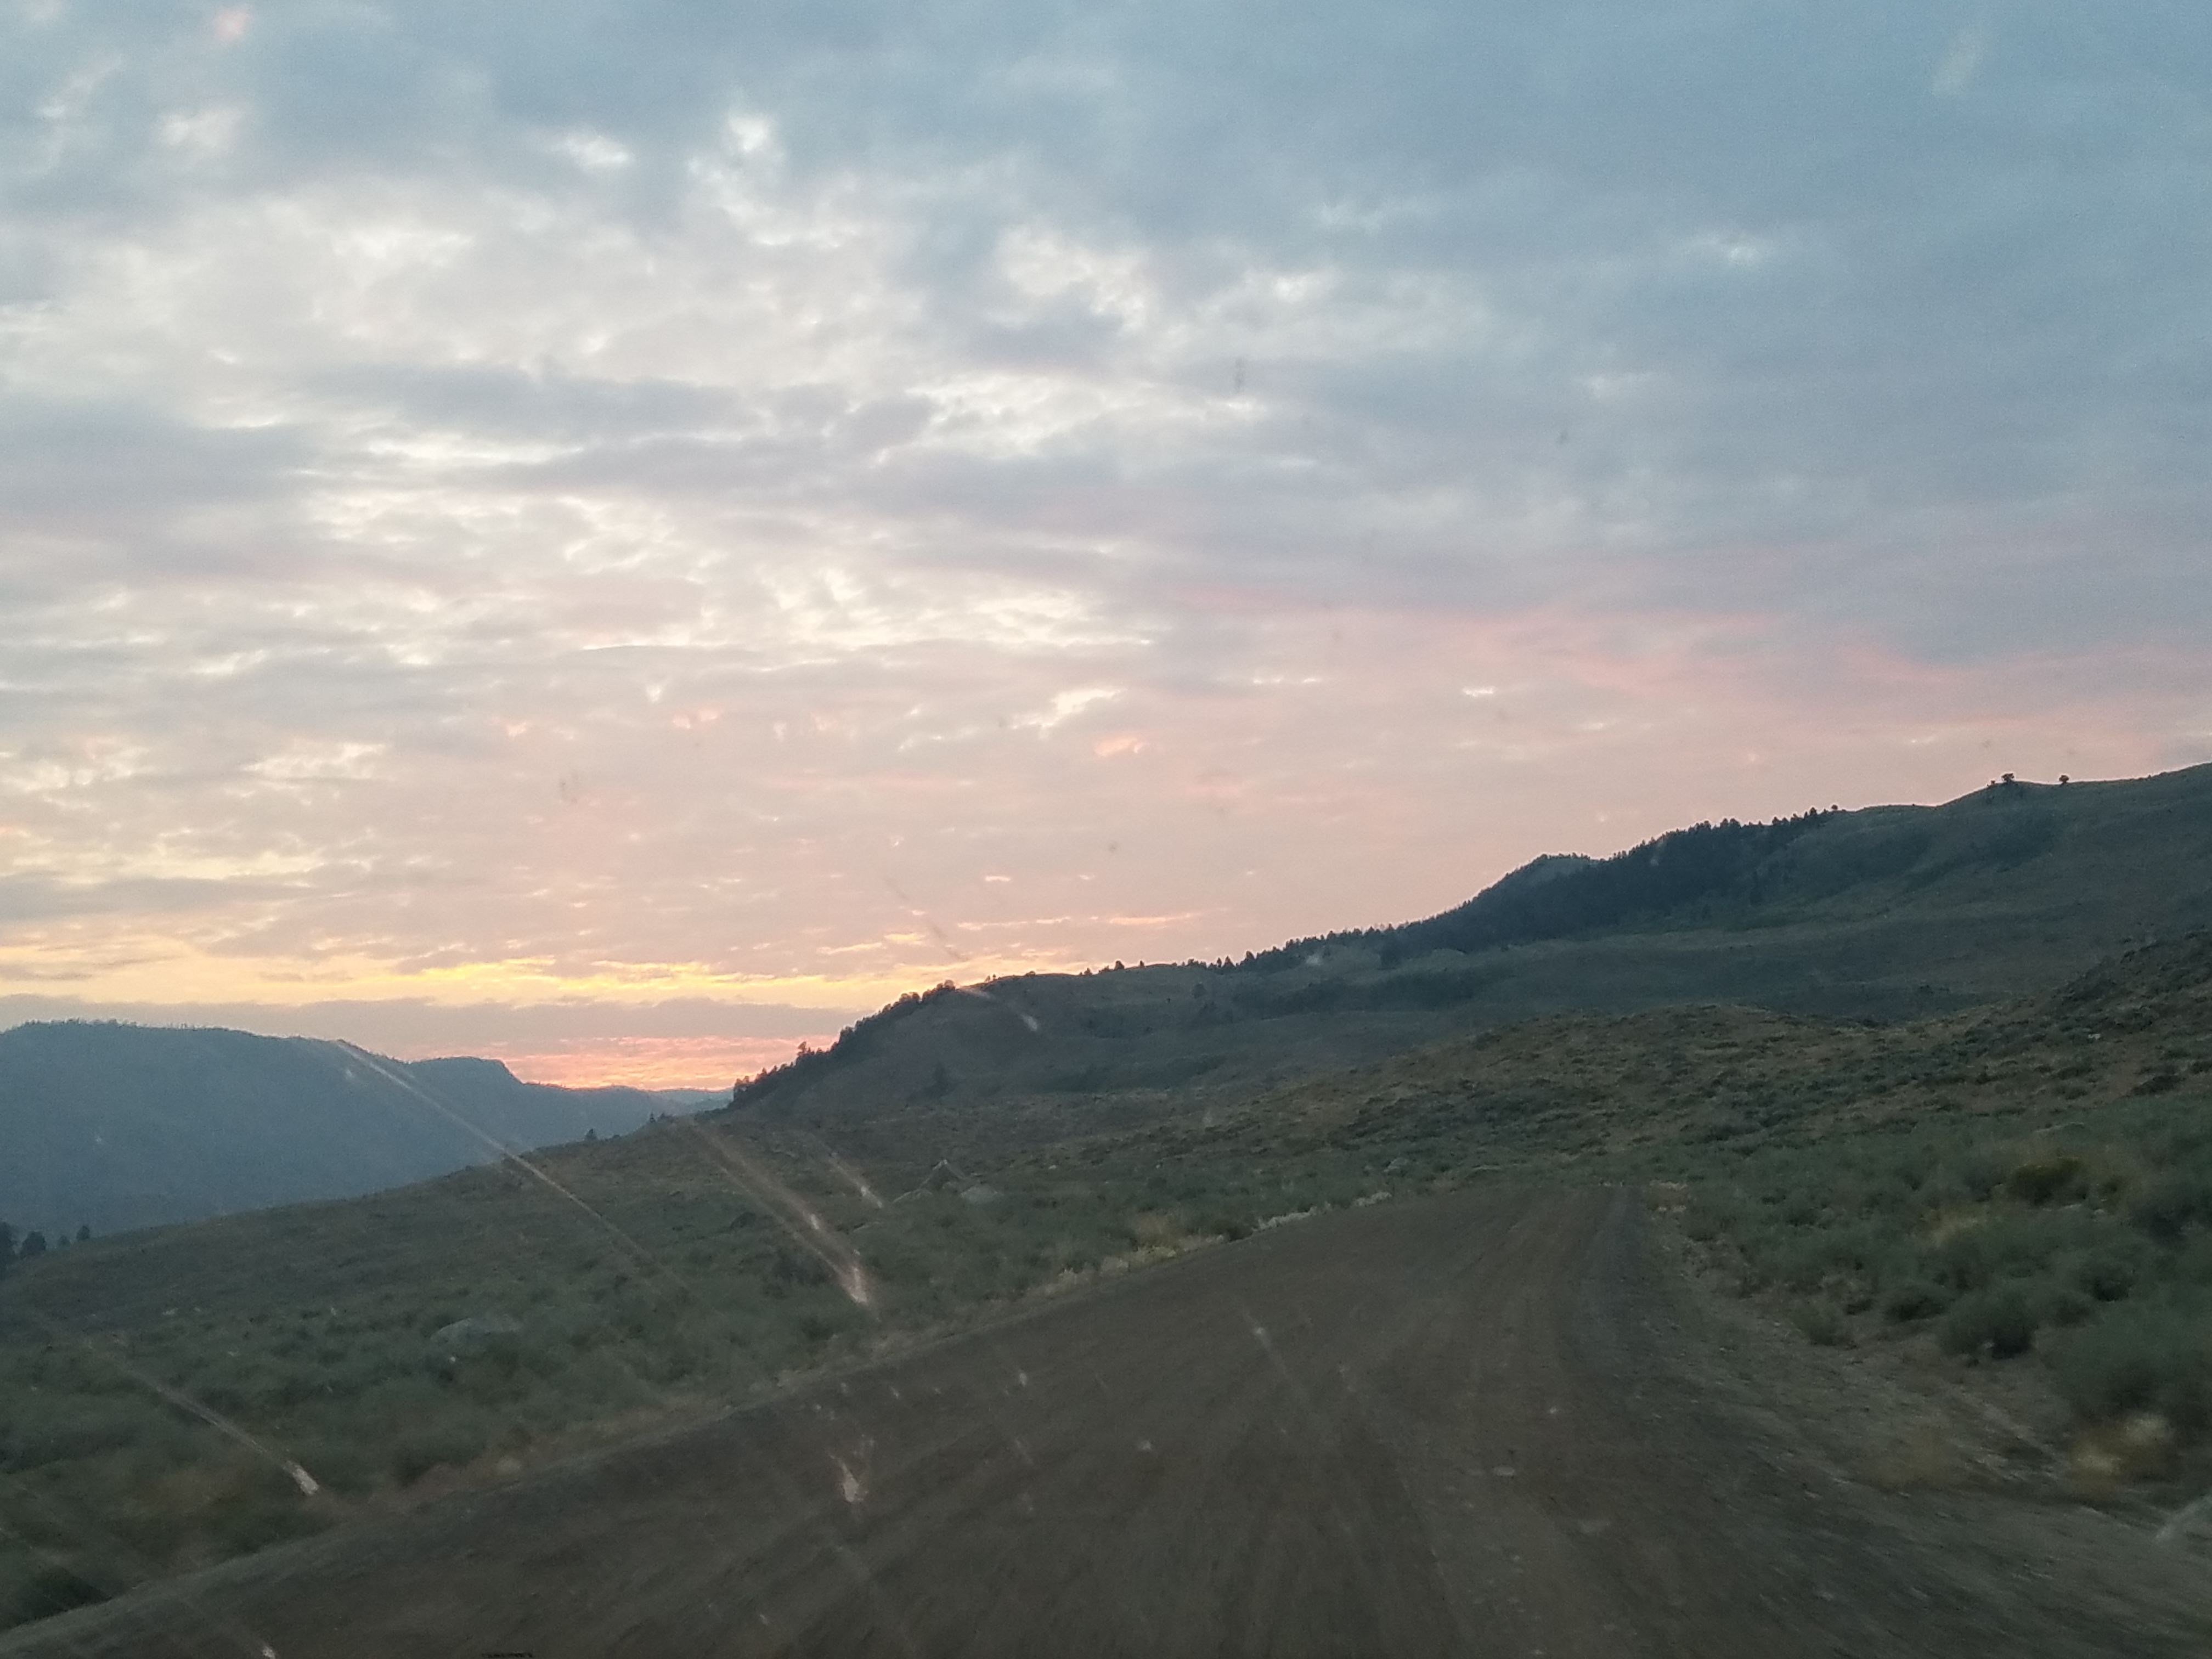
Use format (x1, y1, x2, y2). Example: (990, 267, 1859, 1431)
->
(0, 1024, 687, 1237)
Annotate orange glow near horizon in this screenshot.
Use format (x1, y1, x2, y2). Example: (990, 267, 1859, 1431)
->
(474, 1035, 838, 1093)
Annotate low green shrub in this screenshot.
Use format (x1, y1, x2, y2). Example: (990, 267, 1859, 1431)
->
(2006, 1155, 2088, 1207)
(1680, 1204, 1726, 1243)
(1882, 1279, 1951, 1322)
(291, 1435, 377, 1497)
(388, 1413, 489, 1486)
(2068, 1244, 2144, 1302)
(1930, 1150, 2008, 1206)
(2040, 1285, 2095, 1328)
(1938, 1285, 2038, 1359)
(1790, 1302, 1850, 1346)
(2050, 1300, 2212, 1430)
(2131, 1176, 2212, 1244)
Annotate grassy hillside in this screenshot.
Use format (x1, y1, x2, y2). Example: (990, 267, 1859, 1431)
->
(725, 764, 2212, 1156)
(0, 1024, 685, 1238)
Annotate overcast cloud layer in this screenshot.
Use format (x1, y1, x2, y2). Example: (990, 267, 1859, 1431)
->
(3, 1, 2209, 1084)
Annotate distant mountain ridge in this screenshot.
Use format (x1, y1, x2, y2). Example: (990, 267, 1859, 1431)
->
(1261, 776, 2132, 967)
(0, 1023, 689, 1238)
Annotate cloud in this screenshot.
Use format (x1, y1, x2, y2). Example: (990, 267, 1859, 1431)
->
(1, 0, 2208, 1073)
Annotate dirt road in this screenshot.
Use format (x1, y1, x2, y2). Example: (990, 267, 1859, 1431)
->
(12, 1188, 2209, 1657)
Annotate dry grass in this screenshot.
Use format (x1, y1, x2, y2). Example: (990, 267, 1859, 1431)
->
(2066, 1414, 2178, 1501)
(1126, 1211, 1183, 1248)
(1861, 1420, 1972, 1492)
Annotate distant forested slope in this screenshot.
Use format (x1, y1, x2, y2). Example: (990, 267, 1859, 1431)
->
(725, 764, 2212, 1158)
(1276, 768, 2201, 966)
(0, 1024, 685, 1238)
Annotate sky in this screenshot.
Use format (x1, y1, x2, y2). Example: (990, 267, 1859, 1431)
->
(3, 1, 2209, 1088)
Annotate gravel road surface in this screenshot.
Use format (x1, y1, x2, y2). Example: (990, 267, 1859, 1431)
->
(12, 1187, 2209, 1657)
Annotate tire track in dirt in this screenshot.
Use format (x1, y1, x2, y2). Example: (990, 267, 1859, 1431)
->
(9, 1188, 2208, 1657)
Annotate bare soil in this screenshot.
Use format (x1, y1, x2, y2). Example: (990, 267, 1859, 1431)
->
(12, 1188, 2211, 1658)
